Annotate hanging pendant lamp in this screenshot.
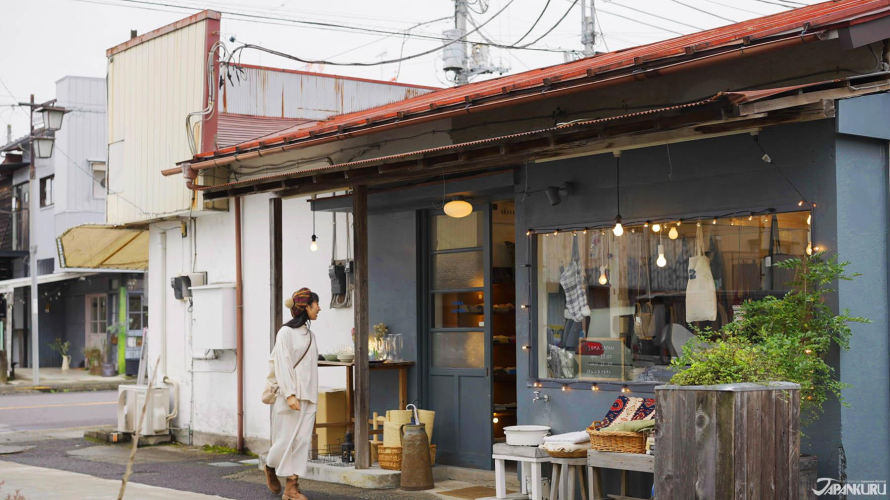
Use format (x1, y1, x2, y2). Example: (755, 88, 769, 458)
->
(444, 196, 473, 218)
(613, 153, 624, 236)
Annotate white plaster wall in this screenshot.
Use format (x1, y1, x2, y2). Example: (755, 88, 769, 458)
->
(148, 192, 353, 449)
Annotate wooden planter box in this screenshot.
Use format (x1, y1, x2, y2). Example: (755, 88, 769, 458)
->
(654, 382, 800, 500)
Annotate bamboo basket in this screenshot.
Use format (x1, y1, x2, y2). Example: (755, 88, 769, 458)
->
(544, 448, 589, 459)
(386, 410, 435, 441)
(383, 422, 405, 447)
(586, 421, 648, 454)
(377, 445, 437, 470)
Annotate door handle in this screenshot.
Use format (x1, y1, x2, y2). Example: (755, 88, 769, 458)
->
(486, 367, 489, 377)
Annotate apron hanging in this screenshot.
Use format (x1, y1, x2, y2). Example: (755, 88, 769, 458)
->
(686, 224, 717, 323)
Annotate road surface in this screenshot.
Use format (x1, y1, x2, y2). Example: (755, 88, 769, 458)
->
(0, 390, 117, 434)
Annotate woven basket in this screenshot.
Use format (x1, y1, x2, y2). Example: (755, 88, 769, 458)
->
(377, 444, 438, 470)
(586, 421, 648, 454)
(544, 448, 588, 459)
(386, 410, 435, 441)
(378, 446, 402, 470)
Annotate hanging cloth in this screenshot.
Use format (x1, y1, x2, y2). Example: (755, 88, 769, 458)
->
(762, 215, 795, 291)
(686, 224, 717, 322)
(559, 259, 590, 322)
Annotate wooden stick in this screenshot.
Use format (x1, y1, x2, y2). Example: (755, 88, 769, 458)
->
(118, 357, 161, 500)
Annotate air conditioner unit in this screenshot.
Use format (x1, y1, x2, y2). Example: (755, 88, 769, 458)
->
(117, 385, 170, 436)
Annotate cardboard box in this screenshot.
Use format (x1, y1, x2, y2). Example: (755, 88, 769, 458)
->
(316, 388, 348, 450)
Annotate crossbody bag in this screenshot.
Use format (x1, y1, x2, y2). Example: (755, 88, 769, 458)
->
(261, 332, 313, 405)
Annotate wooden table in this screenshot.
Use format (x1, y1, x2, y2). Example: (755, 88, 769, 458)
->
(586, 450, 654, 499)
(319, 360, 415, 431)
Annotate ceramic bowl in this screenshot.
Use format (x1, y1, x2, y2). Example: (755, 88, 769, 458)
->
(323, 354, 339, 361)
(337, 354, 355, 362)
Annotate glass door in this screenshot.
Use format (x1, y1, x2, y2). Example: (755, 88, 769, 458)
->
(425, 205, 493, 469)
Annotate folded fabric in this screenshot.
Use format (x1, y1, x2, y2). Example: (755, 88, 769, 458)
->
(541, 441, 592, 452)
(543, 431, 590, 444)
(605, 420, 655, 433)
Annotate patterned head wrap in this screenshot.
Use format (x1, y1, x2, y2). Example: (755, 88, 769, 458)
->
(285, 288, 313, 318)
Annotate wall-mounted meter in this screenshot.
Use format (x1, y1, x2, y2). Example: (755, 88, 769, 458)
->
(329, 263, 346, 296)
(170, 272, 206, 300)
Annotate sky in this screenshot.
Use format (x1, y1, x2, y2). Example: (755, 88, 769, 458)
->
(0, 0, 826, 140)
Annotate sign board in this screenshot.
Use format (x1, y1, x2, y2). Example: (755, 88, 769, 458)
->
(578, 337, 627, 381)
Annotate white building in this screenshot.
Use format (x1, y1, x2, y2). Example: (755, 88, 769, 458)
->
(86, 10, 437, 450)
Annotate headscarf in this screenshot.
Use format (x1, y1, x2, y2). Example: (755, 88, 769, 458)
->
(285, 288, 313, 318)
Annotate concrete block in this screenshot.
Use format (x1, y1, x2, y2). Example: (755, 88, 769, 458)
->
(259, 454, 402, 489)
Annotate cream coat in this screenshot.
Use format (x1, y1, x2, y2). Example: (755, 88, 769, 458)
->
(266, 324, 318, 477)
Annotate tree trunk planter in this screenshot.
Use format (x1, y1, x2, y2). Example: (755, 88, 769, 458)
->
(654, 382, 800, 500)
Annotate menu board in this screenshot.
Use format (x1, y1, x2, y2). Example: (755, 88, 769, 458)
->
(577, 337, 626, 381)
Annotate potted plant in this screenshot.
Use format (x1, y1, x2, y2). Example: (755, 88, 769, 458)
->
(49, 338, 71, 371)
(84, 346, 103, 375)
(655, 254, 868, 499)
(100, 337, 116, 377)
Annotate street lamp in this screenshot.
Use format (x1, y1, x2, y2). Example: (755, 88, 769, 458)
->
(33, 136, 55, 159)
(36, 106, 66, 131)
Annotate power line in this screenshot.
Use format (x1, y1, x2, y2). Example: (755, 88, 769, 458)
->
(606, 0, 705, 31)
(749, 0, 795, 10)
(597, 8, 685, 36)
(520, 0, 580, 48)
(512, 0, 552, 46)
(699, 0, 765, 16)
(670, 0, 737, 23)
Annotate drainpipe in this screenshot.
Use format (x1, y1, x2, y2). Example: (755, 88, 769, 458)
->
(234, 196, 244, 453)
(158, 232, 167, 380)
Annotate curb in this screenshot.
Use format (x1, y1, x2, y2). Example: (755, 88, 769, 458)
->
(0, 380, 135, 395)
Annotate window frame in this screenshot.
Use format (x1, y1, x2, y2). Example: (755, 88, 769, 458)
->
(40, 175, 54, 208)
(527, 207, 814, 389)
(90, 161, 107, 199)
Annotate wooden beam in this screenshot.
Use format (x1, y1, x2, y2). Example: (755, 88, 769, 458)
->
(737, 79, 890, 115)
(352, 184, 370, 470)
(269, 198, 282, 347)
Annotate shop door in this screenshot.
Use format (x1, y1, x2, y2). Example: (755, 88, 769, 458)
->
(425, 205, 493, 469)
(84, 294, 107, 349)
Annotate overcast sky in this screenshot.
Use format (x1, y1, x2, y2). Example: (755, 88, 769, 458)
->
(0, 0, 824, 140)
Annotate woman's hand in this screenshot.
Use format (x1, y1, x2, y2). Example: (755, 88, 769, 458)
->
(287, 395, 301, 411)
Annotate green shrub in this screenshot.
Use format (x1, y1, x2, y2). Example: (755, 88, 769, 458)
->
(670, 254, 869, 426)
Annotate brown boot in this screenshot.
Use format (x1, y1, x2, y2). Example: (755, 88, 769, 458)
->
(264, 465, 281, 494)
(282, 475, 308, 500)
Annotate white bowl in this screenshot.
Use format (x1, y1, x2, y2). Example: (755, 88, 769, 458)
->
(337, 354, 355, 362)
(503, 425, 551, 446)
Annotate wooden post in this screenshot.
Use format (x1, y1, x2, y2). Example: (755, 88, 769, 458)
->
(269, 198, 283, 345)
(352, 184, 370, 469)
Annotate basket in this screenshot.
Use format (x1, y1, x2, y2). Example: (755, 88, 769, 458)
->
(377, 444, 438, 470)
(544, 448, 588, 459)
(378, 446, 402, 470)
(386, 409, 435, 441)
(586, 421, 648, 454)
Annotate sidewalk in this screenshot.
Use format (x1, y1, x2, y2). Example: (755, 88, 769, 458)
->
(0, 460, 229, 499)
(0, 368, 133, 395)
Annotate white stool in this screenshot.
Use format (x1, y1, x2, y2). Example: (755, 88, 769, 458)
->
(493, 443, 551, 500)
(549, 457, 588, 500)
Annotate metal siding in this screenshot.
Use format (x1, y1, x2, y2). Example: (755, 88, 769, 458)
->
(219, 66, 434, 121)
(106, 21, 209, 225)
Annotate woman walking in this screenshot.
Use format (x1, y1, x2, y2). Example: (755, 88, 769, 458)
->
(265, 288, 320, 500)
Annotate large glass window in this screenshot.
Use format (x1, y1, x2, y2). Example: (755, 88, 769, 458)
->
(536, 211, 811, 382)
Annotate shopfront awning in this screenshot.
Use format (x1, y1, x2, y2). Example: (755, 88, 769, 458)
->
(0, 272, 96, 293)
(56, 225, 149, 270)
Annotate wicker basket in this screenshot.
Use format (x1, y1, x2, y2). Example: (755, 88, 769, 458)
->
(544, 448, 589, 459)
(586, 421, 648, 454)
(376, 444, 438, 470)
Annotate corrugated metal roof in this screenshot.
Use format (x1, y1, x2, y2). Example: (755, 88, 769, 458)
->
(217, 113, 314, 149)
(194, 0, 890, 161)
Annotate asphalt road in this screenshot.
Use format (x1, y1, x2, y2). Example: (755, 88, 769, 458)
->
(0, 390, 117, 434)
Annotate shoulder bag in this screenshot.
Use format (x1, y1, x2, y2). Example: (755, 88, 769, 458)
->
(262, 332, 313, 405)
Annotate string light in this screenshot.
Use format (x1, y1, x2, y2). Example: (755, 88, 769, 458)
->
(748, 213, 754, 221)
(712, 217, 717, 225)
(554, 229, 559, 236)
(583, 229, 588, 234)
(668, 225, 679, 240)
(526, 229, 532, 236)
(813, 246, 822, 252)
(520, 304, 529, 309)
(652, 223, 661, 233)
(644, 221, 650, 228)
(697, 220, 702, 227)
(493, 417, 499, 423)
(573, 230, 577, 237)
(804, 349, 813, 355)
(522, 345, 530, 350)
(561, 385, 568, 392)
(598, 266, 608, 285)
(798, 200, 805, 207)
(677, 220, 682, 226)
(591, 384, 599, 391)
(806, 242, 813, 255)
(807, 214, 811, 225)
(621, 386, 630, 393)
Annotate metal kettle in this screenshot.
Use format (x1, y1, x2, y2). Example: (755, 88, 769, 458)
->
(399, 423, 434, 491)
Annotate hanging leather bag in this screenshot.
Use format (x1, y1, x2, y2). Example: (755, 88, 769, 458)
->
(262, 332, 313, 405)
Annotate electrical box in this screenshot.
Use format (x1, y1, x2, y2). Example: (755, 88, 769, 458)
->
(170, 272, 206, 300)
(329, 263, 346, 296)
(190, 283, 236, 352)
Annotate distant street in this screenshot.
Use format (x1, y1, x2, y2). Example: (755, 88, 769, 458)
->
(0, 390, 117, 434)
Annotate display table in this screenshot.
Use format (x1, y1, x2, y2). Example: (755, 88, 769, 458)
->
(550, 456, 588, 500)
(586, 450, 653, 499)
(318, 361, 415, 430)
(492, 443, 550, 500)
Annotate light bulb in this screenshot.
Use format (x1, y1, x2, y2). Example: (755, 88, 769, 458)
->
(591, 384, 599, 391)
(310, 235, 318, 252)
(677, 220, 682, 226)
(652, 223, 661, 233)
(613, 217, 624, 236)
(807, 214, 811, 225)
(598, 267, 608, 285)
(656, 244, 666, 268)
(712, 218, 717, 225)
(806, 242, 813, 255)
(561, 385, 568, 392)
(493, 417, 499, 423)
(668, 226, 679, 240)
(644, 221, 650, 228)
(526, 229, 532, 236)
(749, 214, 754, 221)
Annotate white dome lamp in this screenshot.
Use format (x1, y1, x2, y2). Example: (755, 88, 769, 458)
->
(444, 196, 473, 218)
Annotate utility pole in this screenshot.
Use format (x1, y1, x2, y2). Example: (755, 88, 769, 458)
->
(28, 94, 38, 385)
(442, 0, 509, 85)
(581, 0, 597, 57)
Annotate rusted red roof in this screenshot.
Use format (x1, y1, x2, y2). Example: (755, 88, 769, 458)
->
(192, 0, 890, 162)
(217, 113, 315, 149)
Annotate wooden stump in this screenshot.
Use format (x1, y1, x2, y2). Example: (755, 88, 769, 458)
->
(654, 382, 800, 500)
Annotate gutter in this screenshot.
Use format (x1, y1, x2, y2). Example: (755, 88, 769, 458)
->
(166, 31, 823, 180)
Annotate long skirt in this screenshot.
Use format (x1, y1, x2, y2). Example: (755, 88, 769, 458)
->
(267, 398, 317, 477)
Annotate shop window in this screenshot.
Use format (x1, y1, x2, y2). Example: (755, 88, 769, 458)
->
(40, 176, 53, 207)
(535, 211, 811, 383)
(90, 161, 106, 198)
(89, 296, 107, 334)
(432, 331, 485, 368)
(128, 294, 147, 330)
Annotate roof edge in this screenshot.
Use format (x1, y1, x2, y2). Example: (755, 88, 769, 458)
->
(228, 63, 441, 91)
(107, 9, 221, 57)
